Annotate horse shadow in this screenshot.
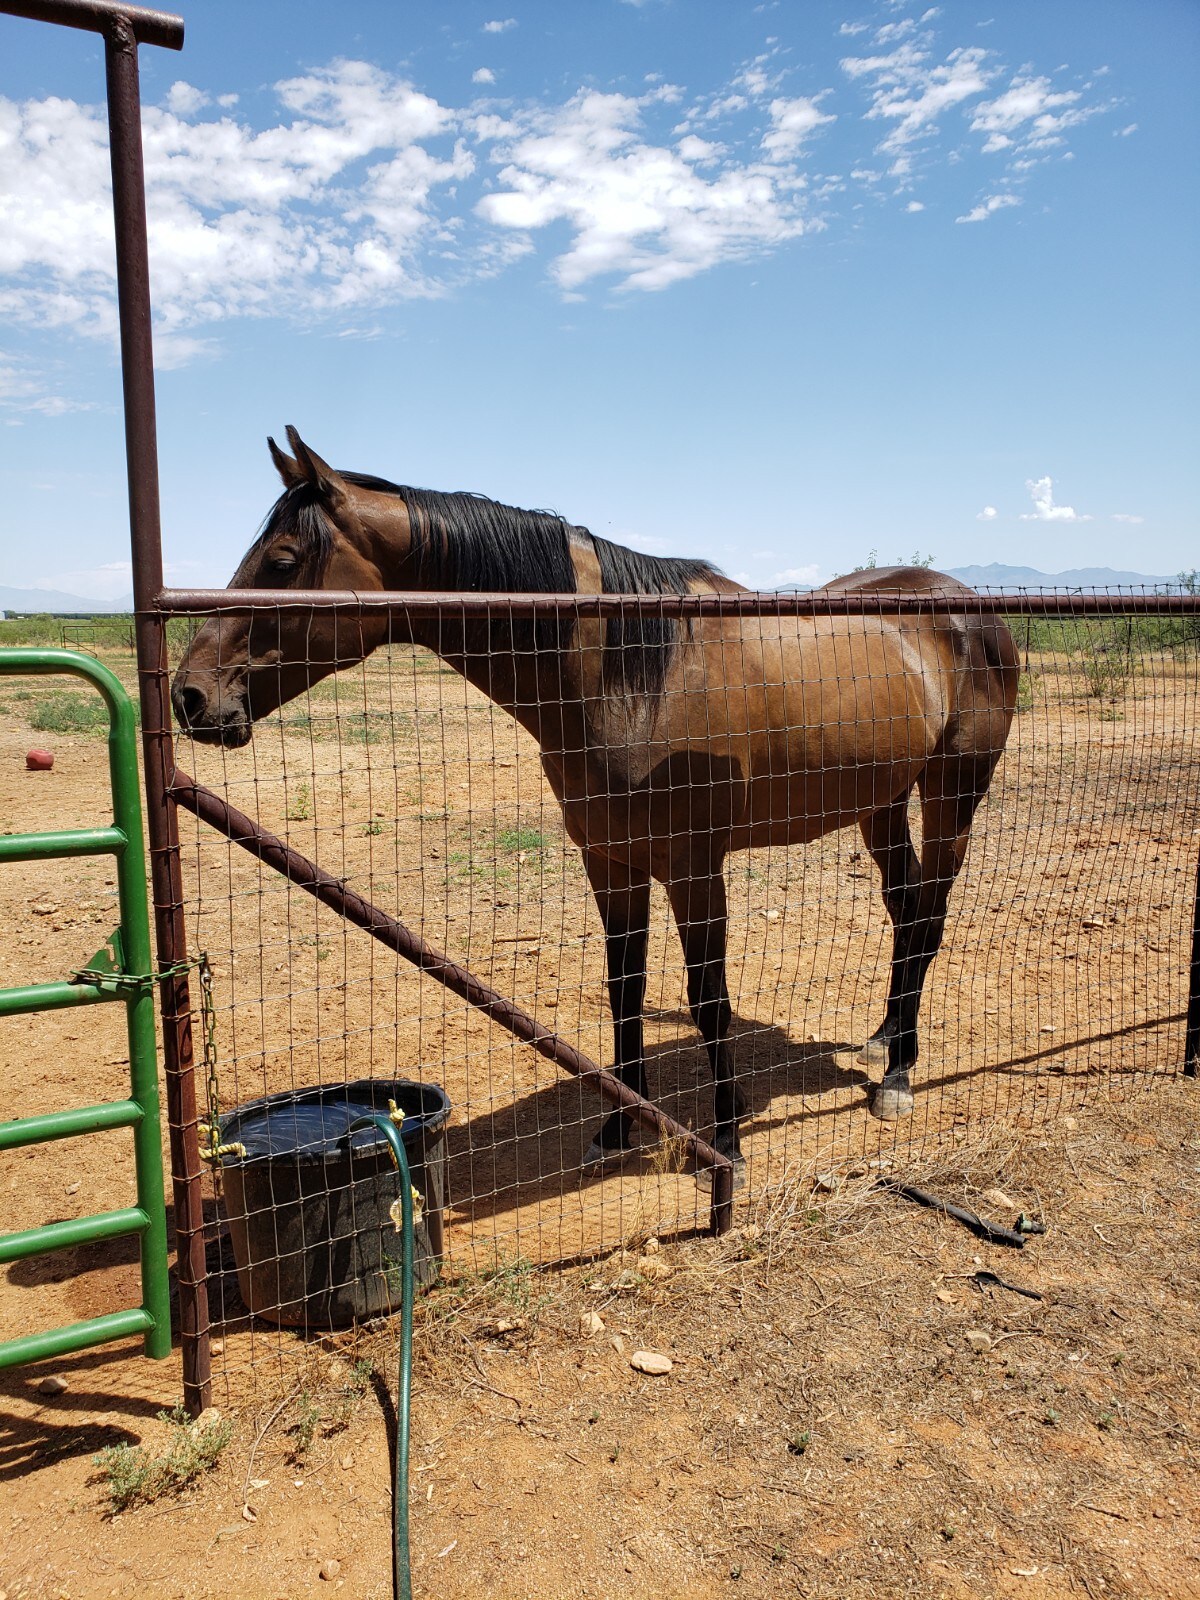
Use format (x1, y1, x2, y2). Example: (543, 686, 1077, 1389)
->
(438, 1012, 870, 1231)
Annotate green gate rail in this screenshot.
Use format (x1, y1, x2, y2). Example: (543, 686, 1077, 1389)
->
(0, 648, 171, 1369)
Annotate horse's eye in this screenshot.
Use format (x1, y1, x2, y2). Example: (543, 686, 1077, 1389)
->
(269, 556, 297, 577)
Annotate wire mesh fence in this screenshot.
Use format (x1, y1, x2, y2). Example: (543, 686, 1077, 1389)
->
(164, 592, 1200, 1390)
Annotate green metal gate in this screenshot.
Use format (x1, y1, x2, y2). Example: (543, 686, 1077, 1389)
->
(0, 648, 171, 1368)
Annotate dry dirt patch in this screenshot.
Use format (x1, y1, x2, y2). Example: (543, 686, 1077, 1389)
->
(1, 1087, 1197, 1600)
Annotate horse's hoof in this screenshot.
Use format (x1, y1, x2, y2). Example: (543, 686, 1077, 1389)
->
(695, 1154, 747, 1191)
(581, 1138, 636, 1172)
(858, 1035, 888, 1068)
(869, 1083, 914, 1121)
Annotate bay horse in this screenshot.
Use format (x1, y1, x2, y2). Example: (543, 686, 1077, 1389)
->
(172, 428, 1019, 1182)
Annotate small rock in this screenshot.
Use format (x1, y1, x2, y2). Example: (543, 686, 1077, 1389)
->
(982, 1188, 1016, 1211)
(1081, 916, 1105, 929)
(340, 1453, 354, 1471)
(759, 908, 780, 922)
(965, 1330, 992, 1353)
(493, 1316, 526, 1335)
(630, 1349, 673, 1376)
(319, 1559, 341, 1581)
(31, 902, 58, 917)
(610, 1334, 626, 1355)
(242, 1504, 257, 1522)
(65, 1182, 80, 1196)
(249, 1477, 270, 1490)
(1039, 1025, 1057, 1034)
(642, 1237, 661, 1255)
(579, 1311, 605, 1336)
(210, 1337, 225, 1355)
(190, 1406, 222, 1433)
(812, 1171, 841, 1195)
(37, 1375, 68, 1396)
(1063, 1115, 1077, 1130)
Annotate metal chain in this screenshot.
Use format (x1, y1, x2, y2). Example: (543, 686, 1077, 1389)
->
(196, 956, 245, 1163)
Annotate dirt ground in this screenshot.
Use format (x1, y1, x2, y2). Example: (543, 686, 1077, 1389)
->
(1, 639, 1198, 1597)
(1, 1089, 1197, 1600)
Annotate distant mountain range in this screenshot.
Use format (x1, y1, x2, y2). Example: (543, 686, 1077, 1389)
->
(943, 562, 1179, 589)
(1, 586, 136, 614)
(0, 564, 1184, 614)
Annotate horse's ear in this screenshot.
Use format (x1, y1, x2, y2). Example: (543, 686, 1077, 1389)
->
(285, 425, 347, 511)
(267, 435, 305, 489)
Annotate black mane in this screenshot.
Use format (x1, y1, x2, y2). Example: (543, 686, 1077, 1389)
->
(257, 471, 722, 699)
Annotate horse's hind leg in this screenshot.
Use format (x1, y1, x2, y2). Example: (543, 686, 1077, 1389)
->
(582, 851, 652, 1169)
(858, 791, 921, 1070)
(870, 758, 998, 1121)
(667, 867, 746, 1186)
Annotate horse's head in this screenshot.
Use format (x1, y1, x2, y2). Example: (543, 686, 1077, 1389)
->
(172, 427, 415, 746)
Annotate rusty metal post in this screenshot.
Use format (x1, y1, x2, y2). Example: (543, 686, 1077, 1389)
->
(100, 10, 211, 1412)
(1186, 849, 1200, 1077)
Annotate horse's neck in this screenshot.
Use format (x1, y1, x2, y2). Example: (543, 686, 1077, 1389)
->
(405, 613, 586, 750)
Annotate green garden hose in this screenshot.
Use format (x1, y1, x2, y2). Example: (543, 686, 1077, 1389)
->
(348, 1112, 416, 1600)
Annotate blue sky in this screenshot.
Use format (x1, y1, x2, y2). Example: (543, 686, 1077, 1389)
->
(1, 0, 1196, 599)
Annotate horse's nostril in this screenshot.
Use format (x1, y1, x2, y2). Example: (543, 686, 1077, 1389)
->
(176, 683, 209, 728)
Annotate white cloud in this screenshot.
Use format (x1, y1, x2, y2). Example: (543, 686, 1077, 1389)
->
(1112, 512, 1144, 524)
(0, 23, 1123, 361)
(977, 505, 997, 520)
(768, 564, 821, 588)
(841, 21, 1112, 201)
(1115, 123, 1137, 137)
(0, 63, 471, 356)
(477, 88, 816, 293)
(165, 81, 210, 117)
(875, 19, 918, 45)
(761, 96, 836, 159)
(0, 353, 96, 416)
(969, 74, 1097, 155)
(841, 42, 993, 155)
(955, 191, 1019, 222)
(1019, 476, 1091, 522)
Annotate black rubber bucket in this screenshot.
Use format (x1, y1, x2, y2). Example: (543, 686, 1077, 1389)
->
(218, 1078, 451, 1328)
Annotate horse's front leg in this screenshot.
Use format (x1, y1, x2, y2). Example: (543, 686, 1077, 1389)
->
(667, 868, 746, 1186)
(582, 850, 652, 1169)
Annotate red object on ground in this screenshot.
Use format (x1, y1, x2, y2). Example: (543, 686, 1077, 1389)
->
(26, 749, 54, 771)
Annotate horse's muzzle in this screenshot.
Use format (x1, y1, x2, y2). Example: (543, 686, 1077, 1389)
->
(172, 682, 253, 747)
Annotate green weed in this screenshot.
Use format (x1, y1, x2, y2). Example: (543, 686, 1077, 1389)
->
(30, 692, 122, 735)
(286, 782, 312, 821)
(494, 827, 546, 854)
(93, 1406, 233, 1512)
